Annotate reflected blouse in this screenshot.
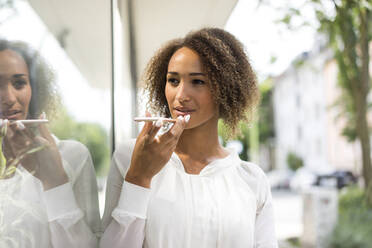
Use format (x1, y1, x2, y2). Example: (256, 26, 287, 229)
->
(0, 137, 100, 248)
(101, 139, 278, 248)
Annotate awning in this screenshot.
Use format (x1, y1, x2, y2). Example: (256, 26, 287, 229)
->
(27, 0, 237, 88)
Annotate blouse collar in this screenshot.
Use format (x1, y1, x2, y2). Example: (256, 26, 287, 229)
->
(170, 148, 241, 177)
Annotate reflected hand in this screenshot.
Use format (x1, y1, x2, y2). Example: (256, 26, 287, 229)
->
(125, 113, 189, 188)
(4, 115, 68, 190)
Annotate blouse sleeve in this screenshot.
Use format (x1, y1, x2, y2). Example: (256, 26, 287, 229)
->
(254, 172, 278, 248)
(43, 140, 100, 248)
(100, 140, 151, 248)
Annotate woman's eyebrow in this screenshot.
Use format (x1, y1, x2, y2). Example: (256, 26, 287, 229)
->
(167, 72, 205, 76)
(0, 74, 27, 80)
(189, 72, 205, 76)
(13, 74, 27, 78)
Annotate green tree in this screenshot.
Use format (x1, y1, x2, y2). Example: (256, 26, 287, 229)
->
(218, 120, 251, 161)
(276, 0, 372, 205)
(286, 152, 304, 172)
(315, 0, 372, 205)
(258, 79, 275, 144)
(218, 80, 274, 162)
(50, 108, 110, 175)
(327, 186, 372, 247)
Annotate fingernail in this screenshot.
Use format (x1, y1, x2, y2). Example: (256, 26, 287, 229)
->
(41, 112, 47, 119)
(16, 121, 25, 130)
(184, 115, 190, 123)
(155, 118, 163, 127)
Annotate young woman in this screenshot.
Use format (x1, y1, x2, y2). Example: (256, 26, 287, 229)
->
(101, 28, 278, 248)
(0, 39, 100, 247)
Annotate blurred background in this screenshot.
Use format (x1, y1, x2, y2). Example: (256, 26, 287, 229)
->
(1, 0, 371, 247)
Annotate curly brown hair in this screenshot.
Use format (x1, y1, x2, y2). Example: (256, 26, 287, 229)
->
(0, 38, 60, 119)
(143, 27, 260, 133)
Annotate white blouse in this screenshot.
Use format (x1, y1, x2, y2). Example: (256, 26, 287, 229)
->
(101, 139, 278, 248)
(0, 137, 100, 248)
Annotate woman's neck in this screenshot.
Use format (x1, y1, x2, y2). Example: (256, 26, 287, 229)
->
(175, 117, 228, 168)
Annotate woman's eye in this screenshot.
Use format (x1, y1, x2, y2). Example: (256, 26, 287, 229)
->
(13, 79, 27, 89)
(193, 79, 205, 85)
(167, 78, 179, 85)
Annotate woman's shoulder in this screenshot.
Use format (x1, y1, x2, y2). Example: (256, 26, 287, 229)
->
(224, 148, 265, 179)
(235, 159, 271, 196)
(56, 138, 91, 163)
(53, 136, 93, 181)
(236, 158, 267, 180)
(56, 138, 90, 154)
(237, 160, 274, 209)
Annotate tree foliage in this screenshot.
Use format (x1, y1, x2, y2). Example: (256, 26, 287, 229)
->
(258, 79, 275, 144)
(50, 108, 110, 175)
(316, 0, 372, 205)
(218, 120, 251, 161)
(218, 80, 274, 161)
(327, 186, 372, 248)
(275, 0, 372, 205)
(286, 152, 304, 172)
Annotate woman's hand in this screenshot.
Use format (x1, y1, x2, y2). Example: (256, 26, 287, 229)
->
(125, 114, 189, 188)
(3, 115, 68, 190)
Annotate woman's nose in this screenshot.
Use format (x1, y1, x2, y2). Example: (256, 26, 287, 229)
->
(0, 85, 17, 107)
(175, 81, 191, 102)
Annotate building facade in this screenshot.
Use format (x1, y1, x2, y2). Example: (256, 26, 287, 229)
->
(272, 47, 365, 174)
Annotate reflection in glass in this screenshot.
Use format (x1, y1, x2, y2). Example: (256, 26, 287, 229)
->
(0, 39, 100, 247)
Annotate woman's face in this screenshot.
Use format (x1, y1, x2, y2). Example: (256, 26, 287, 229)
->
(165, 47, 218, 129)
(0, 49, 32, 120)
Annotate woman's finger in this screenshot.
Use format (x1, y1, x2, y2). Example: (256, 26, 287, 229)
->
(5, 121, 14, 139)
(3, 135, 16, 160)
(146, 119, 163, 142)
(11, 121, 37, 142)
(3, 121, 15, 158)
(138, 111, 154, 137)
(8, 122, 33, 149)
(159, 116, 188, 144)
(33, 135, 50, 147)
(38, 113, 55, 145)
(38, 123, 54, 145)
(139, 121, 153, 137)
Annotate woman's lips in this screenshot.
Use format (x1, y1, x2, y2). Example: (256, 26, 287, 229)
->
(1, 111, 23, 120)
(174, 108, 195, 116)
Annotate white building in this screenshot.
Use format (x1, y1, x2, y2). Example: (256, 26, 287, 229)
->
(272, 45, 365, 174)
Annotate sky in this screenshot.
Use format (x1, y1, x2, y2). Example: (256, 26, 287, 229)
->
(226, 0, 317, 79)
(0, 0, 318, 130)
